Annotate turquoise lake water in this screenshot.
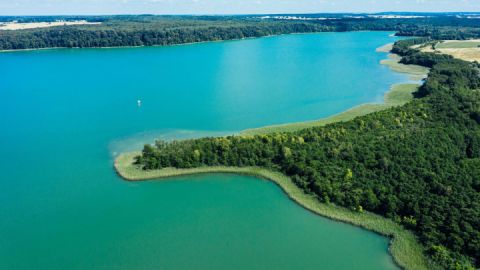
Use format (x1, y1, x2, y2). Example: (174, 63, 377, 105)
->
(0, 32, 408, 269)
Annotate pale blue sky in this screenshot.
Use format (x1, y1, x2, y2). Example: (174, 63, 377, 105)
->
(1, 0, 479, 15)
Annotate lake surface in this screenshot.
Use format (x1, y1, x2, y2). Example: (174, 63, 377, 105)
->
(0, 32, 407, 269)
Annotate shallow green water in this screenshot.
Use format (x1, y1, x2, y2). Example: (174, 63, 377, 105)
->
(0, 32, 407, 269)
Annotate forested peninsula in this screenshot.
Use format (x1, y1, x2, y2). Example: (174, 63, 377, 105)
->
(118, 32, 480, 269)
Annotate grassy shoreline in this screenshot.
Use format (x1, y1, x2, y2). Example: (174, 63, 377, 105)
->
(381, 53, 429, 81)
(113, 43, 432, 269)
(242, 83, 421, 135)
(115, 152, 430, 270)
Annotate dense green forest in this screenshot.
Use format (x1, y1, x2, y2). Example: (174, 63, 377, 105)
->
(1, 14, 480, 50)
(134, 39, 480, 269)
(0, 19, 331, 49)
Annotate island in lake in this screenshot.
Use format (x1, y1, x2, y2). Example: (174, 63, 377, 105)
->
(1, 12, 479, 270)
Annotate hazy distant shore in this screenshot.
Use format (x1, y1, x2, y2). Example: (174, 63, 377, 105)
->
(0, 20, 101, 31)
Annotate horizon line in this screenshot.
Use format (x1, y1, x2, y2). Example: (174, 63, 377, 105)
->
(1, 11, 480, 17)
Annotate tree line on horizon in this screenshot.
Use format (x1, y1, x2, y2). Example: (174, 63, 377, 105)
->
(1, 15, 480, 50)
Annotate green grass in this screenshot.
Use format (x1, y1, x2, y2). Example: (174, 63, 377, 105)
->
(380, 54, 429, 81)
(115, 152, 431, 270)
(242, 83, 420, 135)
(436, 41, 480, 49)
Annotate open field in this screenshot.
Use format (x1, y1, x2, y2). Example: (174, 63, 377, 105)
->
(434, 48, 480, 62)
(115, 151, 430, 270)
(436, 39, 480, 49)
(415, 39, 480, 62)
(242, 83, 420, 135)
(0, 20, 101, 30)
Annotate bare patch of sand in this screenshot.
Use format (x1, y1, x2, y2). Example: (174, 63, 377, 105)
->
(376, 43, 393, 53)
